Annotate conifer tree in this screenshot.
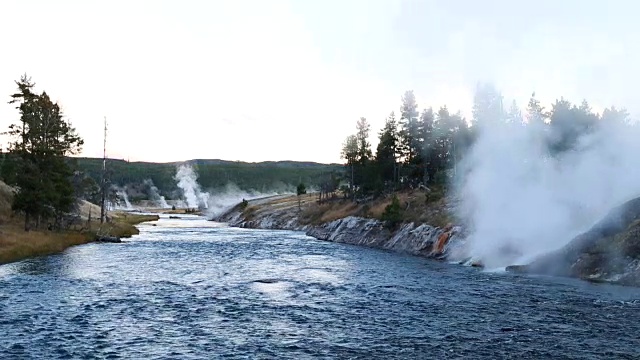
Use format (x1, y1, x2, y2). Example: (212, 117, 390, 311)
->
(4, 75, 84, 230)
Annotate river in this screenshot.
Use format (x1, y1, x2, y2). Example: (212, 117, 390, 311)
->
(1, 215, 639, 359)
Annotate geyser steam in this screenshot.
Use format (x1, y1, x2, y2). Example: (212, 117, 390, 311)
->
(113, 185, 133, 210)
(174, 164, 210, 209)
(205, 183, 292, 218)
(143, 179, 170, 209)
(457, 114, 640, 269)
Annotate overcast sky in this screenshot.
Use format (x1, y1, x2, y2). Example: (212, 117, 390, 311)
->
(1, 0, 638, 163)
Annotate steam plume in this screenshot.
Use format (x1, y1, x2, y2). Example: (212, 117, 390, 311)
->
(112, 185, 133, 210)
(174, 164, 210, 209)
(205, 183, 292, 218)
(143, 179, 170, 209)
(456, 114, 640, 269)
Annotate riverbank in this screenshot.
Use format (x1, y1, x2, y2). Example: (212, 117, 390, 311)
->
(0, 179, 161, 265)
(214, 190, 466, 261)
(215, 191, 640, 287)
(507, 196, 640, 286)
(0, 211, 159, 266)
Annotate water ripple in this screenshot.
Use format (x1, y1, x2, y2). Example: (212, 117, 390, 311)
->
(1, 217, 640, 358)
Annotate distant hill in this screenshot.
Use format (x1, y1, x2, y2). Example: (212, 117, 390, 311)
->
(73, 157, 342, 200)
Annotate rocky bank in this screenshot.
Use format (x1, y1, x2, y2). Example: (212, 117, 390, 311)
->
(214, 196, 464, 259)
(508, 196, 640, 286)
(217, 193, 640, 287)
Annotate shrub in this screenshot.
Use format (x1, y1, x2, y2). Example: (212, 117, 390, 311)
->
(381, 195, 403, 229)
(240, 199, 249, 209)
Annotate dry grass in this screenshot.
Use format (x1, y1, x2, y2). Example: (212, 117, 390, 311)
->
(241, 194, 317, 220)
(0, 223, 91, 265)
(0, 212, 159, 265)
(109, 212, 160, 226)
(267, 194, 315, 206)
(91, 213, 159, 238)
(298, 188, 454, 227)
(155, 208, 203, 215)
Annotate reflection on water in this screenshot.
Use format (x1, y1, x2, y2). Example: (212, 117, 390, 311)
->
(0, 215, 639, 359)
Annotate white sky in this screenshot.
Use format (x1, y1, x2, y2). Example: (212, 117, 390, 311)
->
(1, 0, 638, 163)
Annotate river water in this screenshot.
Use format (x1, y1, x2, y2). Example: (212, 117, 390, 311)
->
(1, 215, 640, 359)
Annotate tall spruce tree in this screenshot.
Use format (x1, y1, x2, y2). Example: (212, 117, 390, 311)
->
(398, 90, 420, 163)
(417, 107, 435, 184)
(526, 92, 547, 125)
(5, 75, 84, 230)
(376, 112, 399, 184)
(355, 117, 373, 163)
(340, 134, 358, 196)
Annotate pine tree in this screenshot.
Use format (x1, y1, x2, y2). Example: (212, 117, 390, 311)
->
(355, 117, 372, 163)
(431, 106, 457, 183)
(375, 112, 399, 184)
(5, 75, 84, 230)
(472, 83, 504, 127)
(601, 106, 630, 125)
(340, 134, 358, 196)
(398, 90, 420, 163)
(526, 92, 547, 125)
(417, 107, 435, 184)
(506, 100, 523, 125)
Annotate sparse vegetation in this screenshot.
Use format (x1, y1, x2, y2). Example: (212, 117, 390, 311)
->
(296, 188, 452, 228)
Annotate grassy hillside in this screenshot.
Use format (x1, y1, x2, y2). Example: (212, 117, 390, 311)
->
(73, 157, 341, 198)
(299, 189, 454, 228)
(225, 187, 455, 229)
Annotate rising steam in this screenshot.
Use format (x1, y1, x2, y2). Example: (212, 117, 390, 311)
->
(456, 115, 640, 269)
(143, 179, 171, 209)
(174, 164, 210, 209)
(204, 183, 291, 218)
(112, 185, 133, 210)
(172, 164, 295, 217)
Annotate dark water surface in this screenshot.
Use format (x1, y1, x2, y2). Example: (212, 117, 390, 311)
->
(1, 215, 640, 359)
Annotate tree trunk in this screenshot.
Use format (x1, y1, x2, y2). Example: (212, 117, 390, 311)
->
(423, 166, 429, 186)
(24, 212, 30, 232)
(350, 164, 354, 201)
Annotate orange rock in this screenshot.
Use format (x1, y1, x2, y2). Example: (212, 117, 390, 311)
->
(434, 230, 451, 254)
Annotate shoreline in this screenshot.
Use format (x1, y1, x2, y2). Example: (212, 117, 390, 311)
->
(215, 194, 640, 288)
(215, 194, 465, 263)
(0, 213, 159, 266)
(227, 217, 637, 288)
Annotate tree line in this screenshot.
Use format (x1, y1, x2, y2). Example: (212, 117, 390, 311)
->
(0, 76, 341, 226)
(340, 83, 631, 199)
(73, 158, 341, 201)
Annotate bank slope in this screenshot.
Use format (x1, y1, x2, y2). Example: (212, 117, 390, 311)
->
(511, 196, 640, 286)
(214, 192, 465, 260)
